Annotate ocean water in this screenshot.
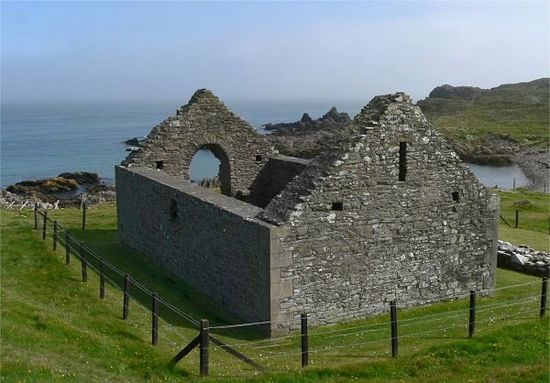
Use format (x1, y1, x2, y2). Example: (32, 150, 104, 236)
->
(0, 100, 362, 187)
(0, 101, 529, 189)
(466, 163, 529, 189)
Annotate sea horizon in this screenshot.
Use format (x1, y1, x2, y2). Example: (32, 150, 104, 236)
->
(1, 98, 530, 191)
(0, 99, 366, 187)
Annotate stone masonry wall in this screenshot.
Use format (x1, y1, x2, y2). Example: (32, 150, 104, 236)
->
(263, 94, 499, 328)
(123, 90, 273, 198)
(247, 155, 311, 208)
(116, 166, 275, 323)
(116, 90, 498, 333)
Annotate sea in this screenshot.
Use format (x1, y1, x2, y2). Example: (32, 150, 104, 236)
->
(0, 101, 528, 189)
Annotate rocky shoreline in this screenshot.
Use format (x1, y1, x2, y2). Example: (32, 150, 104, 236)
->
(1, 171, 116, 209)
(514, 149, 549, 192)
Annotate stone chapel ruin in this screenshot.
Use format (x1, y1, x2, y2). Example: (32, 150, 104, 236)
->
(116, 89, 499, 334)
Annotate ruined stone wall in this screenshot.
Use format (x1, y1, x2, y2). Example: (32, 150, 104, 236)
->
(264, 94, 499, 327)
(247, 155, 310, 207)
(123, 90, 273, 197)
(116, 166, 274, 323)
(116, 90, 498, 332)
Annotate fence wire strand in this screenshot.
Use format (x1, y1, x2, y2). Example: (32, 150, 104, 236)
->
(32, 208, 547, 378)
(36, 210, 200, 329)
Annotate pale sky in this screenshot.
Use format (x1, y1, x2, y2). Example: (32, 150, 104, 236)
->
(1, 1, 549, 103)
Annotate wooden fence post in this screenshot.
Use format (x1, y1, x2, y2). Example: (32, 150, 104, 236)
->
(469, 290, 476, 338)
(53, 220, 58, 251)
(515, 209, 519, 228)
(123, 274, 130, 320)
(513, 177, 516, 190)
(152, 293, 159, 346)
(65, 232, 71, 265)
(34, 203, 38, 230)
(42, 211, 47, 240)
(82, 202, 87, 230)
(200, 319, 209, 377)
(301, 313, 309, 368)
(390, 300, 398, 358)
(80, 242, 87, 282)
(540, 277, 548, 318)
(99, 259, 106, 299)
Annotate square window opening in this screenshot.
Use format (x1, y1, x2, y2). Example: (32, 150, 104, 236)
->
(331, 202, 343, 211)
(255, 155, 263, 161)
(452, 191, 460, 202)
(156, 160, 164, 170)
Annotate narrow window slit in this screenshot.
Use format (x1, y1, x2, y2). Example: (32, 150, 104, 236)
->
(169, 199, 178, 219)
(398, 142, 407, 181)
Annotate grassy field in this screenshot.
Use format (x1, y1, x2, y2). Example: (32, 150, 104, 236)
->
(496, 189, 549, 251)
(419, 79, 549, 150)
(1, 191, 549, 382)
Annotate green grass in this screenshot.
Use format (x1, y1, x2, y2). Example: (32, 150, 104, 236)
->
(1, 200, 549, 382)
(496, 189, 550, 251)
(420, 79, 550, 150)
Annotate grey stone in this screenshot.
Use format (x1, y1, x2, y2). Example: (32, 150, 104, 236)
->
(117, 90, 499, 334)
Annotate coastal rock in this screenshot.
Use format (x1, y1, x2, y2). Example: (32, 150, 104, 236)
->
(513, 149, 550, 192)
(264, 107, 352, 158)
(124, 137, 142, 146)
(264, 106, 351, 134)
(57, 171, 100, 185)
(7, 177, 79, 195)
(300, 113, 313, 124)
(3, 171, 115, 207)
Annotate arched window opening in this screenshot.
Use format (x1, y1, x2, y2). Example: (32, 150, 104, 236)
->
(189, 144, 231, 196)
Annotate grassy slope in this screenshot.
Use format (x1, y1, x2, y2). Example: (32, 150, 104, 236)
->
(1, 192, 549, 382)
(0, 209, 187, 382)
(496, 189, 550, 251)
(419, 78, 550, 150)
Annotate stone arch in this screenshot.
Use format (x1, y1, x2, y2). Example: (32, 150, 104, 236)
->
(185, 140, 232, 196)
(122, 89, 273, 198)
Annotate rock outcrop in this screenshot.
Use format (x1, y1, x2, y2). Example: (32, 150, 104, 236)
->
(265, 107, 351, 158)
(498, 240, 549, 277)
(4, 171, 115, 207)
(264, 107, 351, 134)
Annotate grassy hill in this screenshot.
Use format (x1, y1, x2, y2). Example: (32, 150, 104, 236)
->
(417, 78, 549, 165)
(1, 192, 549, 382)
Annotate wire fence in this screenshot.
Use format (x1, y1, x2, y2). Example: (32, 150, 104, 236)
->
(33, 205, 549, 378)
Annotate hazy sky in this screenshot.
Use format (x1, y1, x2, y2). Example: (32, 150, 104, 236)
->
(1, 1, 549, 103)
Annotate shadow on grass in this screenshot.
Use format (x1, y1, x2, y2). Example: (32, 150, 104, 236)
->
(63, 228, 267, 342)
(113, 329, 144, 342)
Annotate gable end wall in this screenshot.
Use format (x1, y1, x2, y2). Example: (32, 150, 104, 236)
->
(270, 102, 499, 327)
